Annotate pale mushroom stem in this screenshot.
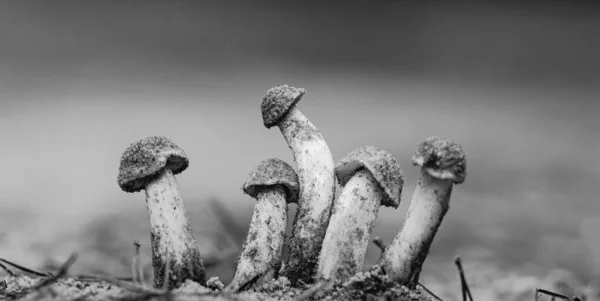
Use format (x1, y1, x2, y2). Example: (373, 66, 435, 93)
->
(380, 169, 453, 284)
(145, 168, 206, 289)
(317, 169, 383, 282)
(277, 106, 336, 283)
(228, 186, 287, 292)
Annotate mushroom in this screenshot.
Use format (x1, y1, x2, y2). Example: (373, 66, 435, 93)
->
(261, 84, 336, 284)
(117, 136, 206, 289)
(380, 137, 466, 284)
(227, 158, 300, 292)
(316, 146, 404, 282)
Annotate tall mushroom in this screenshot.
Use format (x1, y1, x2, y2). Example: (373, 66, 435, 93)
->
(261, 84, 336, 284)
(227, 158, 300, 292)
(117, 136, 206, 289)
(380, 137, 467, 284)
(317, 146, 404, 283)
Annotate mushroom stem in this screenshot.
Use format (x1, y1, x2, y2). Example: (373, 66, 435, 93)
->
(380, 170, 453, 284)
(317, 169, 383, 282)
(228, 186, 287, 292)
(278, 106, 336, 283)
(144, 168, 206, 289)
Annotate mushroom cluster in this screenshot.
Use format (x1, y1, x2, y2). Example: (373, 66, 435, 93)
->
(116, 84, 467, 300)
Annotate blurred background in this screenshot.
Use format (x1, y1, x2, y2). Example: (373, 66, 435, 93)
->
(0, 1, 599, 300)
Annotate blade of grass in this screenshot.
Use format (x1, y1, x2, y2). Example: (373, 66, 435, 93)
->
(208, 199, 244, 249)
(132, 240, 142, 285)
(201, 199, 244, 270)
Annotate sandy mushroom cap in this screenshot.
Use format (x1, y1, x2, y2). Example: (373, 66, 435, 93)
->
(261, 84, 307, 128)
(242, 158, 300, 204)
(117, 136, 189, 193)
(412, 136, 467, 184)
(335, 145, 404, 208)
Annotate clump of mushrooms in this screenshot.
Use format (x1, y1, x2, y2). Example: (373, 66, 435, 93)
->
(227, 158, 300, 292)
(261, 84, 336, 284)
(317, 145, 404, 283)
(380, 136, 467, 285)
(117, 136, 206, 289)
(106, 84, 468, 301)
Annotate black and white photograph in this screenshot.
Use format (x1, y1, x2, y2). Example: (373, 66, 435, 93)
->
(0, 1, 598, 300)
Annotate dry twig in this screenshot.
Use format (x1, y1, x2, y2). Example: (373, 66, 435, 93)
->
(22, 252, 78, 300)
(0, 261, 15, 276)
(33, 253, 78, 288)
(0, 256, 51, 277)
(534, 288, 572, 301)
(454, 256, 474, 301)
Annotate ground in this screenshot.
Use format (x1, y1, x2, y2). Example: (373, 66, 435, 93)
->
(0, 268, 435, 301)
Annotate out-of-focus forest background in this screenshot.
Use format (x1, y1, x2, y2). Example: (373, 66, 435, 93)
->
(0, 1, 599, 300)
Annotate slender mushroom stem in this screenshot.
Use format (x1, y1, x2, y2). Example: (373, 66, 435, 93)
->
(118, 136, 206, 289)
(227, 158, 300, 292)
(145, 168, 205, 289)
(317, 169, 382, 281)
(228, 187, 287, 292)
(383, 171, 452, 281)
(380, 137, 466, 284)
(262, 85, 336, 284)
(317, 146, 403, 283)
(279, 107, 336, 282)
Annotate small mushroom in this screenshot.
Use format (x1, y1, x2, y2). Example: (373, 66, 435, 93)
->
(261, 84, 336, 284)
(227, 158, 300, 292)
(117, 136, 206, 289)
(316, 146, 404, 282)
(380, 137, 467, 284)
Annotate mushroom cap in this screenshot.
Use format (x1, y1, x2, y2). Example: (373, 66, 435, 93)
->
(335, 145, 404, 208)
(261, 84, 306, 128)
(117, 136, 189, 193)
(412, 136, 467, 184)
(242, 158, 300, 204)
